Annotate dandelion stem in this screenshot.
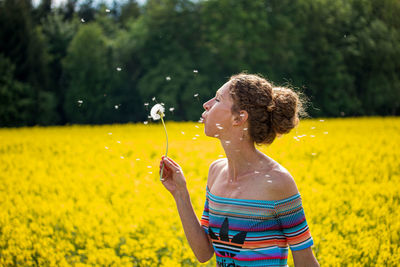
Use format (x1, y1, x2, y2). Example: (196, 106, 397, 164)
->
(159, 113, 168, 180)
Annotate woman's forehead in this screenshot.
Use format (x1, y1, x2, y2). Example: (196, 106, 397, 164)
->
(217, 81, 231, 95)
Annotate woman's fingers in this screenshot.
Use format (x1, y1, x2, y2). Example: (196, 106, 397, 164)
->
(163, 156, 180, 169)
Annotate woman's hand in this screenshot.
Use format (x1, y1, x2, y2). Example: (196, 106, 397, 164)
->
(159, 156, 187, 196)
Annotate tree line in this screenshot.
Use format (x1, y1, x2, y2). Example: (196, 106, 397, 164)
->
(1, 0, 399, 127)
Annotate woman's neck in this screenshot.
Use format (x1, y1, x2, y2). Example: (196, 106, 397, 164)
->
(220, 138, 266, 182)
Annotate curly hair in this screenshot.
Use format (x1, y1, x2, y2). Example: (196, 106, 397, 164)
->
(228, 73, 309, 145)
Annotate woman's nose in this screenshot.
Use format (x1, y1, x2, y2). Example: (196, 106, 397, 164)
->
(203, 100, 210, 111)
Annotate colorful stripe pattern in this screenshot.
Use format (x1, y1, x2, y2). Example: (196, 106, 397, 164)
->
(200, 186, 314, 267)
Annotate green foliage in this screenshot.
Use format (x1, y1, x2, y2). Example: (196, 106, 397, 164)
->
(0, 0, 399, 127)
(0, 55, 35, 126)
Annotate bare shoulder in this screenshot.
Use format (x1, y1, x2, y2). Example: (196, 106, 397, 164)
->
(207, 158, 226, 189)
(265, 165, 299, 200)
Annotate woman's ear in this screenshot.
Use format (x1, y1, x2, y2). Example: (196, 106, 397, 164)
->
(233, 110, 248, 126)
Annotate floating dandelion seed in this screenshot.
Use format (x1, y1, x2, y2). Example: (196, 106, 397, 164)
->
(195, 125, 199, 128)
(120, 156, 124, 159)
(144, 103, 149, 106)
(214, 134, 219, 137)
(310, 135, 315, 138)
(165, 76, 171, 81)
(81, 18, 85, 23)
(195, 134, 200, 137)
(77, 100, 83, 104)
(149, 171, 153, 174)
(311, 126, 315, 129)
(136, 158, 140, 161)
(108, 132, 112, 135)
(143, 121, 148, 125)
(116, 141, 121, 144)
(169, 107, 175, 112)
(324, 131, 328, 134)
(115, 105, 119, 109)
(105, 9, 110, 12)
(198, 118, 204, 123)
(147, 166, 152, 168)
(192, 137, 197, 140)
(181, 131, 185, 134)
(217, 126, 224, 129)
(294, 137, 300, 141)
(152, 97, 156, 101)
(116, 67, 122, 71)
(254, 171, 260, 174)
(147, 115, 152, 119)
(311, 153, 317, 156)
(225, 141, 231, 144)
(194, 93, 199, 97)
(265, 174, 271, 178)
(267, 180, 272, 183)
(320, 119, 325, 122)
(243, 128, 248, 131)
(105, 146, 109, 149)
(193, 70, 198, 73)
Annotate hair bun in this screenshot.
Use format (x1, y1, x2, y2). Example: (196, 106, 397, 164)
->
(267, 99, 275, 112)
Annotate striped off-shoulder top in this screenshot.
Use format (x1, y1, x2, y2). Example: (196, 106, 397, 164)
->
(200, 186, 314, 267)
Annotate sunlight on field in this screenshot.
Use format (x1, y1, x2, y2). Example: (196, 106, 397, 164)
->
(0, 117, 399, 266)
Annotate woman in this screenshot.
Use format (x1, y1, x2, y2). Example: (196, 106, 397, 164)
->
(159, 73, 319, 267)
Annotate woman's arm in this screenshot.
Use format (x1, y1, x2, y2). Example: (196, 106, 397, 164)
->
(159, 156, 214, 263)
(292, 247, 320, 267)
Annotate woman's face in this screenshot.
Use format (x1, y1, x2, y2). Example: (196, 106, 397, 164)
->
(202, 81, 235, 138)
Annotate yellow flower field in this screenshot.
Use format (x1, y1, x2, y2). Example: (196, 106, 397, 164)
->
(0, 117, 399, 266)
